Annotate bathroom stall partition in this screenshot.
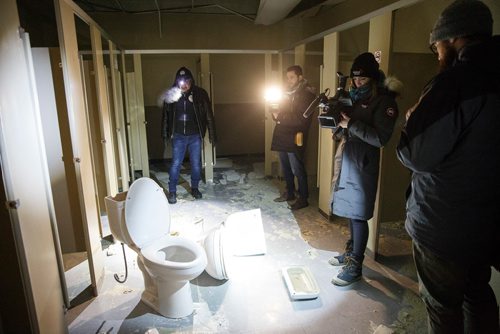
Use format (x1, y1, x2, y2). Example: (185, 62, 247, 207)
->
(53, 0, 133, 297)
(0, 0, 67, 331)
(109, 42, 130, 192)
(124, 54, 150, 180)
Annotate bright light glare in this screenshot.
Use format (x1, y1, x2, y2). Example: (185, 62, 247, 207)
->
(264, 86, 283, 103)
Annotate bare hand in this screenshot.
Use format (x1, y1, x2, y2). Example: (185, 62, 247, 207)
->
(406, 97, 423, 121)
(338, 112, 350, 128)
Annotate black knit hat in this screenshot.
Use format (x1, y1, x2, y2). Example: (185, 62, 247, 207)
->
(430, 0, 493, 44)
(174, 66, 194, 85)
(350, 52, 380, 80)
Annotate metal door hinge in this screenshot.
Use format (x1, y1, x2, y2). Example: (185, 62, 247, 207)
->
(6, 199, 20, 210)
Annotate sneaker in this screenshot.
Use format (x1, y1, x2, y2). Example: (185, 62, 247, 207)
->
(289, 198, 308, 210)
(331, 257, 362, 286)
(328, 252, 352, 266)
(274, 192, 296, 202)
(167, 192, 177, 204)
(191, 188, 202, 199)
(328, 239, 353, 266)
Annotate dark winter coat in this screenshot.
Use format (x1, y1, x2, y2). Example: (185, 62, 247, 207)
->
(271, 81, 316, 154)
(331, 82, 399, 221)
(397, 36, 500, 265)
(161, 85, 217, 144)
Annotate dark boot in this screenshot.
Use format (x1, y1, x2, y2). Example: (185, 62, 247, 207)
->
(191, 188, 202, 199)
(329, 239, 353, 266)
(331, 256, 363, 286)
(274, 191, 296, 202)
(289, 197, 308, 210)
(167, 192, 177, 204)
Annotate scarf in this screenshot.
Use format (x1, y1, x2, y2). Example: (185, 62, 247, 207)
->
(349, 84, 372, 102)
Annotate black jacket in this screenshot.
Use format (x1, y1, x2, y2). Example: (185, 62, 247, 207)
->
(161, 85, 217, 144)
(331, 81, 399, 220)
(270, 81, 316, 154)
(397, 36, 500, 264)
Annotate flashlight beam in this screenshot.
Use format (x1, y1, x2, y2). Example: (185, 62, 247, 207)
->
(264, 86, 283, 104)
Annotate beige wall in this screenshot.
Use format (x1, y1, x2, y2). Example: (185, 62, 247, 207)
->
(211, 54, 266, 104)
(142, 54, 200, 106)
(92, 13, 281, 50)
(394, 0, 500, 53)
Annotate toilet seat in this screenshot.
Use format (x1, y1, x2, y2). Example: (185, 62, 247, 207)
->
(125, 178, 171, 249)
(204, 225, 231, 280)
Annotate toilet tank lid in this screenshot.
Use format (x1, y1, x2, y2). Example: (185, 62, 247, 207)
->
(125, 177, 171, 248)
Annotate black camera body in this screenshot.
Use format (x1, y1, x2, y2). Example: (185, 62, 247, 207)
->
(317, 72, 352, 129)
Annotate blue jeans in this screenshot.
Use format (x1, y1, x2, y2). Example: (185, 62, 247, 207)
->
(168, 133, 202, 193)
(278, 151, 308, 200)
(413, 241, 499, 334)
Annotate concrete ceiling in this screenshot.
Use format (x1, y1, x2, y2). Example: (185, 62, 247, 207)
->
(72, 0, 340, 25)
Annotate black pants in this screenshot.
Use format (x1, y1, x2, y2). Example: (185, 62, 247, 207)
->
(350, 218, 368, 262)
(413, 241, 499, 334)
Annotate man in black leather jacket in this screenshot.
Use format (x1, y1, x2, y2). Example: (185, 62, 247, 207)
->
(160, 67, 216, 204)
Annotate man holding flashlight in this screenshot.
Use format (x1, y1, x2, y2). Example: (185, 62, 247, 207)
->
(161, 67, 216, 204)
(271, 65, 316, 210)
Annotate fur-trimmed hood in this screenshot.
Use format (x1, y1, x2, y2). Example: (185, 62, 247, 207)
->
(384, 76, 403, 97)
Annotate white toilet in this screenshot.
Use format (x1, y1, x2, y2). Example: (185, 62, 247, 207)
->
(105, 177, 207, 318)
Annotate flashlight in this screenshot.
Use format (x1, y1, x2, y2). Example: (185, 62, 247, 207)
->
(179, 80, 185, 86)
(264, 86, 283, 104)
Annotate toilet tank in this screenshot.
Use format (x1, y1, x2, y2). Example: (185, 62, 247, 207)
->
(105, 191, 132, 245)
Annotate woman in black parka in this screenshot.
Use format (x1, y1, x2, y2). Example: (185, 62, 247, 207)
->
(329, 53, 402, 286)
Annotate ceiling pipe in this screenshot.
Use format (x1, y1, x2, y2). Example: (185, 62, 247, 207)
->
(254, 0, 301, 25)
(154, 0, 162, 38)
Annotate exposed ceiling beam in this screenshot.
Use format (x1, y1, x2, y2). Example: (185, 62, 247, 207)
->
(254, 0, 301, 25)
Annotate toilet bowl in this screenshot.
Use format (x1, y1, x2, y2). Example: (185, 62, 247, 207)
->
(105, 177, 207, 318)
(171, 208, 267, 281)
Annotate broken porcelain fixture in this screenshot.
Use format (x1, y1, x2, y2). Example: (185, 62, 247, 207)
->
(282, 265, 320, 300)
(224, 208, 266, 256)
(201, 208, 267, 279)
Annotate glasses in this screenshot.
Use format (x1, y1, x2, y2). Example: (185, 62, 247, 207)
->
(429, 43, 438, 55)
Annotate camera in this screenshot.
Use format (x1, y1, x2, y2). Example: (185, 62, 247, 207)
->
(317, 72, 352, 129)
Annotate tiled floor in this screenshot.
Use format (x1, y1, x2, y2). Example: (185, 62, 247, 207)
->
(66, 156, 427, 333)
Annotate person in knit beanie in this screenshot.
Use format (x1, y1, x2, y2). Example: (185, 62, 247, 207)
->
(329, 52, 402, 287)
(350, 52, 380, 82)
(429, 0, 493, 71)
(397, 1, 499, 332)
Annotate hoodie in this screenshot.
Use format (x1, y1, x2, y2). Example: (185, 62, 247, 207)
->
(160, 67, 217, 144)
